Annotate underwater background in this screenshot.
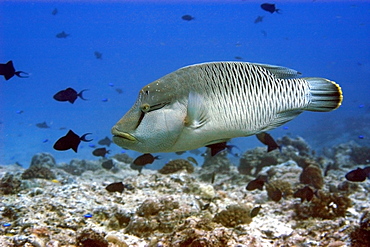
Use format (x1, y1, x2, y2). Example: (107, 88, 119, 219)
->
(1, 0, 370, 168)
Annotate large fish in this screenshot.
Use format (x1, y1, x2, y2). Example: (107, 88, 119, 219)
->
(111, 62, 343, 153)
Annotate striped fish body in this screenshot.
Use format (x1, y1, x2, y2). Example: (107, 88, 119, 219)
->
(111, 62, 342, 153)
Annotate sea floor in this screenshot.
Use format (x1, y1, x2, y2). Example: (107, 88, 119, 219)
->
(0, 137, 369, 247)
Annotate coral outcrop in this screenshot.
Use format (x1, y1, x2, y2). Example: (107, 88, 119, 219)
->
(158, 159, 194, 174)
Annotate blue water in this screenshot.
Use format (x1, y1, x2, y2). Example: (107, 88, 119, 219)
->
(1, 1, 369, 168)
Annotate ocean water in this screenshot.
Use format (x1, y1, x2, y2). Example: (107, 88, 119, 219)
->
(1, 0, 369, 168)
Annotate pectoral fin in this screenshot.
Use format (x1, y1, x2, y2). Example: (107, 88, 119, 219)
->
(184, 91, 209, 129)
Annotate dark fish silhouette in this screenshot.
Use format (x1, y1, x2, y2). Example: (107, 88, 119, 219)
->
(98, 136, 113, 147)
(56, 31, 69, 38)
(250, 205, 262, 218)
(0, 61, 29, 81)
(187, 156, 198, 166)
(246, 175, 268, 191)
(205, 142, 240, 156)
(256, 132, 280, 152)
(261, 3, 280, 14)
(52, 8, 58, 15)
(182, 15, 195, 21)
(294, 186, 315, 202)
(53, 87, 88, 104)
(267, 185, 282, 202)
(133, 153, 160, 166)
(102, 159, 114, 170)
(234, 56, 243, 60)
(105, 182, 125, 193)
(254, 16, 264, 23)
(92, 147, 110, 157)
(345, 167, 370, 182)
(94, 51, 102, 59)
(115, 88, 123, 94)
(36, 121, 50, 128)
(53, 130, 92, 153)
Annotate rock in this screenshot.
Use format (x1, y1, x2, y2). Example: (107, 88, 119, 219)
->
(30, 153, 56, 169)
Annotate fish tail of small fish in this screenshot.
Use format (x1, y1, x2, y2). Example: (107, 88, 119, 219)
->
(305, 77, 343, 112)
(78, 89, 89, 101)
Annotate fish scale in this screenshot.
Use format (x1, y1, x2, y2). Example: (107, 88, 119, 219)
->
(112, 61, 342, 154)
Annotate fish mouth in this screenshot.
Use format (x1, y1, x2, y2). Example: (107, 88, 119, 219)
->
(111, 127, 137, 142)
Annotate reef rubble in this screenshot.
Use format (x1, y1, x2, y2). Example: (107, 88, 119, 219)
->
(0, 136, 369, 246)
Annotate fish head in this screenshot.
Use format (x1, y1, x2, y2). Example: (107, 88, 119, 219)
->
(111, 78, 187, 153)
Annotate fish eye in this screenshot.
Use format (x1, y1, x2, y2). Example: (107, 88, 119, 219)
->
(141, 103, 150, 112)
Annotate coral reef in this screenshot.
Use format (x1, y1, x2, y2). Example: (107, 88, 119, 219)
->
(158, 159, 194, 174)
(213, 204, 252, 227)
(0, 172, 22, 194)
(21, 165, 56, 179)
(350, 209, 370, 246)
(351, 146, 370, 165)
(58, 159, 101, 175)
(294, 190, 352, 219)
(238, 147, 280, 176)
(30, 152, 56, 169)
(299, 164, 324, 189)
(277, 136, 311, 156)
(112, 153, 133, 164)
(76, 228, 108, 247)
(0, 137, 369, 246)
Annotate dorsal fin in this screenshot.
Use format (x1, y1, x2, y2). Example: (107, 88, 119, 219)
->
(251, 62, 302, 79)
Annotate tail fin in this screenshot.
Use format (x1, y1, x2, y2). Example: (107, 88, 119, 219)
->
(305, 77, 343, 112)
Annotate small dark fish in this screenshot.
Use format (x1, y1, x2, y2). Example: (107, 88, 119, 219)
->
(345, 167, 370, 182)
(250, 205, 262, 218)
(16, 110, 24, 114)
(206, 142, 240, 156)
(246, 175, 268, 191)
(94, 51, 102, 59)
(52, 8, 58, 15)
(256, 132, 280, 152)
(56, 31, 70, 38)
(115, 88, 123, 94)
(36, 121, 50, 129)
(53, 87, 88, 104)
(105, 182, 125, 193)
(53, 130, 92, 153)
(293, 186, 314, 202)
(175, 151, 186, 155)
(182, 15, 195, 21)
(254, 15, 264, 23)
(92, 147, 110, 158)
(187, 156, 198, 166)
(98, 136, 113, 147)
(234, 56, 243, 60)
(267, 186, 282, 202)
(261, 3, 280, 14)
(133, 153, 160, 166)
(324, 163, 333, 176)
(211, 171, 216, 184)
(0, 61, 29, 81)
(102, 159, 114, 170)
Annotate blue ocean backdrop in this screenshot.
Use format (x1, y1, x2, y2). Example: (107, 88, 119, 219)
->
(1, 0, 369, 168)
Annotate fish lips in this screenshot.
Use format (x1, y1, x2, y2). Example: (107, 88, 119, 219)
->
(111, 127, 137, 144)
